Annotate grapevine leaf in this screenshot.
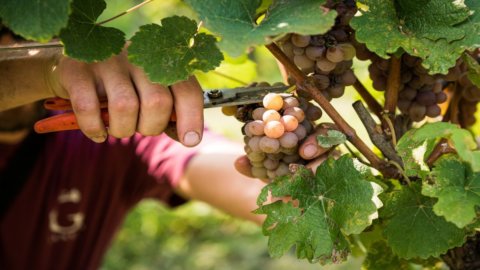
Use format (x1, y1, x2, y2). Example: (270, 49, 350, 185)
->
(363, 241, 413, 270)
(422, 155, 480, 228)
(397, 122, 480, 172)
(255, 156, 382, 263)
(464, 53, 480, 88)
(396, 129, 436, 177)
(128, 16, 223, 85)
(394, 0, 471, 42)
(352, 0, 480, 74)
(0, 0, 71, 42)
(59, 0, 125, 62)
(316, 130, 346, 148)
(185, 0, 337, 56)
(382, 182, 467, 259)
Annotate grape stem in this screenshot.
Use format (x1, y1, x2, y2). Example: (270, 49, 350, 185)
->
(266, 42, 398, 178)
(96, 0, 155, 26)
(384, 56, 401, 116)
(444, 83, 460, 124)
(353, 101, 403, 165)
(352, 80, 383, 120)
(426, 138, 456, 167)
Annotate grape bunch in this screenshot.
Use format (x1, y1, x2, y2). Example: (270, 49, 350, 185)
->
(363, 51, 451, 122)
(222, 85, 323, 180)
(458, 52, 480, 127)
(276, 0, 357, 101)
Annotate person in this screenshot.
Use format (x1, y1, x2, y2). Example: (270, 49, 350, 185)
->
(0, 30, 329, 269)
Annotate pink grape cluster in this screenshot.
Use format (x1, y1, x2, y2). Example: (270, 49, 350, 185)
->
(222, 86, 323, 180)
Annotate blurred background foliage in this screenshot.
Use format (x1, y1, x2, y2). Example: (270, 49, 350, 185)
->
(97, 1, 380, 269)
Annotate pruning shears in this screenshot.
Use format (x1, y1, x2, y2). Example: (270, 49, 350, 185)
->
(33, 85, 292, 134)
(0, 42, 292, 134)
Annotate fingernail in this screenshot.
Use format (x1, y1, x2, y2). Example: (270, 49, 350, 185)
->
(303, 144, 317, 158)
(183, 131, 200, 147)
(90, 135, 107, 143)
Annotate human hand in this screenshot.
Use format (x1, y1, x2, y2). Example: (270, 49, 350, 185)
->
(234, 122, 337, 181)
(47, 49, 203, 146)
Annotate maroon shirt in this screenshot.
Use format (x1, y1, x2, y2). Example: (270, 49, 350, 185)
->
(0, 131, 198, 270)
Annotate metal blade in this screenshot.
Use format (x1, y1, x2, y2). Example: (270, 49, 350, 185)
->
(203, 85, 292, 108)
(0, 42, 62, 60)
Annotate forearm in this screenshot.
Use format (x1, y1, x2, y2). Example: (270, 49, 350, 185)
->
(176, 142, 267, 225)
(0, 48, 59, 111)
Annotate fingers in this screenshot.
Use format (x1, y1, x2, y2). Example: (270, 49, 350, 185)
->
(170, 76, 204, 147)
(129, 64, 173, 135)
(94, 57, 139, 138)
(234, 155, 254, 178)
(56, 59, 107, 143)
(299, 123, 338, 160)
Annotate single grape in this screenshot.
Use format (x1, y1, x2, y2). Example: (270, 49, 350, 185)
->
(305, 46, 325, 60)
(327, 84, 345, 98)
(409, 102, 427, 122)
(293, 124, 307, 140)
(263, 158, 280, 170)
(281, 41, 294, 58)
(340, 70, 356, 86)
(281, 146, 298, 155)
(313, 74, 331, 90)
(263, 93, 284, 111)
(248, 136, 262, 152)
(275, 162, 290, 177)
(426, 104, 441, 118)
(279, 132, 299, 148)
(338, 43, 356, 61)
(264, 121, 285, 139)
(436, 92, 447, 103)
(326, 46, 345, 63)
(280, 115, 299, 132)
(294, 54, 315, 71)
(246, 120, 265, 136)
(251, 161, 265, 168)
(397, 99, 411, 112)
(221, 105, 237, 116)
(282, 96, 300, 109)
(259, 136, 281, 153)
(316, 58, 337, 72)
(251, 167, 268, 179)
(293, 47, 305, 56)
(252, 107, 266, 120)
(247, 151, 265, 162)
(301, 120, 313, 133)
(283, 107, 306, 122)
(291, 34, 311, 48)
(305, 105, 322, 121)
(415, 91, 436, 106)
(399, 87, 417, 101)
(267, 152, 284, 161)
(262, 109, 281, 122)
(266, 170, 276, 179)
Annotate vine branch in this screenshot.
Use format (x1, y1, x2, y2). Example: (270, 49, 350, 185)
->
(352, 79, 383, 120)
(266, 42, 397, 177)
(353, 101, 403, 165)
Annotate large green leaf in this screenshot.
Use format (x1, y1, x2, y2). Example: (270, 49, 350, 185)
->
(128, 16, 223, 85)
(352, 0, 480, 74)
(59, 0, 125, 62)
(0, 0, 71, 42)
(382, 183, 467, 259)
(255, 155, 382, 263)
(185, 0, 337, 56)
(422, 155, 480, 228)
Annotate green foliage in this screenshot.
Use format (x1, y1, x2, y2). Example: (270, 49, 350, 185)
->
(59, 0, 125, 62)
(422, 155, 480, 228)
(0, 0, 71, 42)
(464, 53, 480, 88)
(381, 182, 467, 259)
(352, 0, 480, 74)
(185, 0, 337, 56)
(397, 122, 480, 172)
(255, 156, 382, 263)
(317, 130, 347, 148)
(128, 16, 223, 85)
(362, 241, 413, 270)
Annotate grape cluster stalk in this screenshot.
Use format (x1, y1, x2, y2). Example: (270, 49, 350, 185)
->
(458, 51, 480, 127)
(276, 0, 358, 101)
(221, 83, 323, 180)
